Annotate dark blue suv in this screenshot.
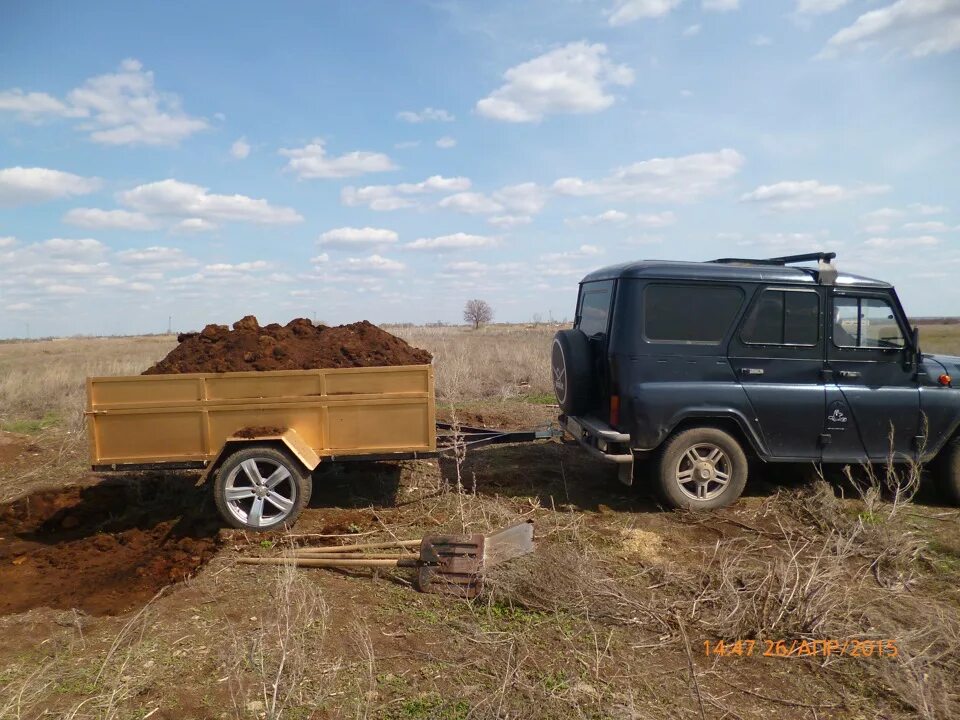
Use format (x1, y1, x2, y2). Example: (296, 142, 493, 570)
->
(551, 253, 960, 510)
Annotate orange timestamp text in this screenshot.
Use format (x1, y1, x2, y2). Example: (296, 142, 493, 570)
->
(703, 638, 899, 658)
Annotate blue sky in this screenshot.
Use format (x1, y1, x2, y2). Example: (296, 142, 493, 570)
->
(1, 0, 958, 338)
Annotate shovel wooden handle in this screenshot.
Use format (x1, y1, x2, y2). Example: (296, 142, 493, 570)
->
(238, 557, 420, 568)
(295, 539, 422, 553)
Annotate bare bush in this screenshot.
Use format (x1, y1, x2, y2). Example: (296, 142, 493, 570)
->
(225, 560, 334, 720)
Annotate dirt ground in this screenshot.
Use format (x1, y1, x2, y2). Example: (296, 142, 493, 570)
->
(1, 402, 959, 720)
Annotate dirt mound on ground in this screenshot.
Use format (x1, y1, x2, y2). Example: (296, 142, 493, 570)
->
(143, 316, 431, 374)
(0, 476, 220, 616)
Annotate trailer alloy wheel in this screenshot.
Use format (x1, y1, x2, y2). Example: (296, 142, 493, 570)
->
(214, 446, 311, 531)
(655, 427, 748, 510)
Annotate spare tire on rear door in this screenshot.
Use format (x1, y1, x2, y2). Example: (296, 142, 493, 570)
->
(552, 329, 595, 416)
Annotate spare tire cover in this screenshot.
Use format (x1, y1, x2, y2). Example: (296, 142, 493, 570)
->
(551, 329, 594, 416)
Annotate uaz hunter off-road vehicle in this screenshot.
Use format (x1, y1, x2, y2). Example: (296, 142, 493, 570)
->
(552, 252, 960, 510)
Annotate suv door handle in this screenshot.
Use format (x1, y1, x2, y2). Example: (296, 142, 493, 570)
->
(838, 370, 861, 379)
(741, 368, 764, 376)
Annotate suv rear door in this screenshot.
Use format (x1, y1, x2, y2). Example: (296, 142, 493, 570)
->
(728, 285, 825, 460)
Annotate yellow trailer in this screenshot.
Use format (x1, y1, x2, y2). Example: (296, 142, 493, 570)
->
(86, 365, 435, 530)
(86, 364, 552, 531)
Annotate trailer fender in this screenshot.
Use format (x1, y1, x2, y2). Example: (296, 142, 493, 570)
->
(200, 427, 321, 483)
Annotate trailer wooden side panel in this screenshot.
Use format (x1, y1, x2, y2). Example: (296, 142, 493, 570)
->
(86, 365, 435, 465)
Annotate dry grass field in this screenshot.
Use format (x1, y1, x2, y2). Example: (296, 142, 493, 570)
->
(0, 323, 959, 719)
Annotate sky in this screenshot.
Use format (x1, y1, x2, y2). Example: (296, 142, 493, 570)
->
(0, 0, 958, 338)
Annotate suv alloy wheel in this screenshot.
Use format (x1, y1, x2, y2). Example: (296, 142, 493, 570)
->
(655, 427, 748, 510)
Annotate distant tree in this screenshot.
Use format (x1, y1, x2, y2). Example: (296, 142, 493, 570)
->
(463, 299, 494, 329)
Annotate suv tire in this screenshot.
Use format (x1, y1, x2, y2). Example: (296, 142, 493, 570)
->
(934, 436, 960, 505)
(655, 427, 748, 510)
(215, 445, 312, 531)
(551, 329, 594, 416)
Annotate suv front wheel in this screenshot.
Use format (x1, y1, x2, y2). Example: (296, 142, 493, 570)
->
(655, 427, 748, 510)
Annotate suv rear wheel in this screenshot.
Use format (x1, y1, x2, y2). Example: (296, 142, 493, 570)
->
(655, 427, 748, 510)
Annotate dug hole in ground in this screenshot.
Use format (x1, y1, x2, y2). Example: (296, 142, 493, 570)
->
(0, 318, 958, 719)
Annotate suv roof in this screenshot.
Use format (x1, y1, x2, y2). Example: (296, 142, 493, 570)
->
(581, 254, 890, 289)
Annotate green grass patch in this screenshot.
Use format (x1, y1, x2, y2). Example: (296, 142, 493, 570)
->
(521, 392, 556, 405)
(1, 412, 60, 434)
(383, 693, 469, 720)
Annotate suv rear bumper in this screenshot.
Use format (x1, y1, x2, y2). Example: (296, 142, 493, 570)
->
(559, 414, 634, 485)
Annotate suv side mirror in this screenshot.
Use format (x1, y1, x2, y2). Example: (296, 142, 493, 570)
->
(906, 326, 921, 371)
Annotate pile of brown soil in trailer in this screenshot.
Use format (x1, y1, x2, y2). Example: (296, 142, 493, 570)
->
(143, 316, 432, 374)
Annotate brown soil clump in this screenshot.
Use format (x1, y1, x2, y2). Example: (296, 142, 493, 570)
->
(143, 316, 431, 374)
(0, 476, 220, 616)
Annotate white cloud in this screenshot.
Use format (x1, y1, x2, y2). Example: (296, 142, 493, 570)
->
(703, 0, 740, 12)
(341, 254, 405, 272)
(0, 90, 84, 120)
(341, 175, 471, 211)
(565, 210, 677, 228)
(68, 59, 207, 145)
(38, 238, 106, 258)
(864, 235, 941, 248)
(752, 35, 774, 46)
(542, 244, 604, 262)
(396, 107, 455, 123)
(683, 24, 702, 37)
(118, 179, 303, 224)
(280, 139, 396, 179)
(436, 136, 457, 149)
(435, 182, 548, 221)
(63, 207, 159, 230)
(438, 192, 504, 215)
(404, 233, 499, 251)
(173, 217, 218, 233)
(204, 261, 270, 275)
(0, 60, 206, 145)
(488, 215, 532, 228)
(476, 42, 633, 122)
(903, 220, 950, 232)
(116, 246, 198, 269)
(554, 149, 744, 204)
(741, 180, 889, 211)
(444, 261, 489, 274)
(607, 0, 683, 26)
(908, 203, 947, 215)
(795, 0, 851, 15)
(230, 137, 251, 159)
(5, 302, 32, 311)
(310, 253, 330, 264)
(318, 227, 399, 248)
(820, 0, 960, 58)
(0, 236, 18, 248)
(0, 167, 101, 206)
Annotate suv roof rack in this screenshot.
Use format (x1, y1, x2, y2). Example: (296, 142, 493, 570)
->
(709, 252, 836, 266)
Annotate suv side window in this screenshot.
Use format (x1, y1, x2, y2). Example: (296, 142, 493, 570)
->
(741, 289, 819, 346)
(643, 284, 744, 344)
(833, 296, 905, 349)
(577, 280, 613, 337)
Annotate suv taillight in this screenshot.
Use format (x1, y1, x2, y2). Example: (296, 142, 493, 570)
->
(610, 395, 620, 427)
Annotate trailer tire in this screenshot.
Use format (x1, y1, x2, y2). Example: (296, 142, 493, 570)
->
(214, 446, 311, 531)
(552, 329, 594, 416)
(655, 427, 748, 510)
(934, 436, 960, 506)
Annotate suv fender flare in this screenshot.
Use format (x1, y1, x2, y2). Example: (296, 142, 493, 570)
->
(659, 408, 769, 459)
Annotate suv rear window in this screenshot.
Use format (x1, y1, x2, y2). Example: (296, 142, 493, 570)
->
(741, 289, 819, 346)
(644, 284, 744, 344)
(577, 281, 613, 337)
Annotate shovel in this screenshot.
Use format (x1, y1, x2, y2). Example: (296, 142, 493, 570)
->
(238, 521, 535, 598)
